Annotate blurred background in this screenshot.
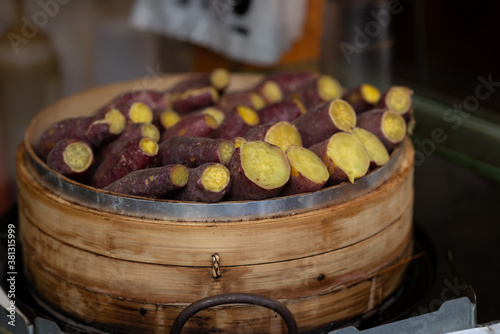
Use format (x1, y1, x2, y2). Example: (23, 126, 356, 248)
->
(0, 0, 499, 325)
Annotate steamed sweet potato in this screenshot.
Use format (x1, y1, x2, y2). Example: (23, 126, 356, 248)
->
(293, 99, 356, 147)
(243, 121, 302, 152)
(257, 100, 306, 124)
(91, 137, 159, 189)
(46, 139, 94, 182)
(155, 109, 181, 131)
(356, 109, 407, 152)
(196, 107, 226, 126)
(36, 109, 126, 161)
(352, 127, 390, 169)
(253, 80, 283, 104)
(263, 71, 318, 95)
(211, 106, 260, 140)
(217, 91, 266, 113)
(226, 140, 290, 201)
(111, 90, 167, 111)
(160, 113, 218, 141)
(286, 75, 342, 109)
(159, 136, 235, 167)
(168, 68, 230, 94)
(97, 123, 160, 163)
(309, 132, 370, 185)
(280, 145, 329, 196)
(167, 86, 219, 114)
(377, 86, 414, 122)
(171, 163, 231, 203)
(342, 84, 381, 114)
(98, 102, 154, 124)
(103, 164, 189, 199)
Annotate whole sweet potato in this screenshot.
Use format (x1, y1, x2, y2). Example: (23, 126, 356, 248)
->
(171, 163, 231, 203)
(111, 90, 167, 111)
(103, 164, 189, 199)
(377, 86, 414, 122)
(356, 109, 407, 152)
(168, 68, 230, 95)
(293, 99, 356, 147)
(217, 91, 266, 113)
(257, 100, 306, 124)
(159, 136, 235, 167)
(160, 113, 219, 141)
(243, 121, 302, 152)
(286, 75, 342, 109)
(262, 71, 318, 95)
(211, 106, 260, 140)
(342, 84, 381, 114)
(167, 86, 219, 114)
(46, 139, 94, 182)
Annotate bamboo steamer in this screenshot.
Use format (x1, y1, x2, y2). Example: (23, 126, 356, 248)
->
(16, 74, 415, 334)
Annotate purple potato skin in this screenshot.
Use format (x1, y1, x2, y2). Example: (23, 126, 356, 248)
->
(91, 137, 158, 189)
(217, 91, 262, 114)
(342, 85, 378, 114)
(46, 138, 94, 182)
(263, 71, 318, 96)
(257, 101, 305, 124)
(112, 90, 167, 111)
(279, 171, 326, 197)
(103, 164, 188, 199)
(168, 69, 229, 94)
(159, 136, 233, 167)
(285, 77, 326, 109)
(169, 87, 218, 114)
(356, 109, 406, 152)
(36, 114, 121, 162)
(293, 101, 349, 148)
(160, 114, 217, 142)
(171, 163, 231, 203)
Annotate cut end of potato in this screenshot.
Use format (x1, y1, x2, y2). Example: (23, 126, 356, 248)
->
(361, 84, 381, 104)
(261, 80, 283, 103)
(286, 146, 329, 184)
(63, 142, 94, 173)
(250, 93, 266, 110)
(233, 137, 247, 149)
(352, 127, 389, 167)
(218, 140, 236, 165)
(292, 98, 307, 115)
(204, 114, 219, 130)
(210, 68, 230, 90)
(386, 86, 413, 114)
(141, 123, 160, 142)
(326, 132, 369, 183)
(104, 108, 126, 134)
(265, 121, 302, 152)
(328, 99, 357, 132)
(129, 102, 153, 123)
(139, 137, 159, 156)
(237, 106, 260, 126)
(201, 164, 231, 193)
(241, 141, 290, 190)
(318, 75, 342, 101)
(202, 107, 225, 126)
(381, 111, 407, 144)
(160, 110, 181, 129)
(170, 164, 189, 187)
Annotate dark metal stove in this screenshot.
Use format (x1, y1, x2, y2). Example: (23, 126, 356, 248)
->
(0, 206, 477, 333)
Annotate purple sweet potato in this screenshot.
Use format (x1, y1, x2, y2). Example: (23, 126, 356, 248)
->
(286, 75, 342, 109)
(376, 86, 414, 122)
(309, 132, 369, 185)
(160, 113, 219, 141)
(243, 121, 302, 152)
(292, 99, 356, 147)
(168, 68, 230, 94)
(103, 164, 189, 199)
(46, 139, 94, 182)
(167, 86, 219, 114)
(253, 79, 283, 104)
(91, 137, 159, 189)
(342, 83, 381, 114)
(263, 71, 318, 95)
(171, 163, 231, 203)
(154, 109, 181, 131)
(217, 91, 266, 113)
(97, 123, 160, 163)
(356, 109, 407, 152)
(97, 101, 154, 124)
(211, 106, 260, 140)
(159, 136, 235, 167)
(36, 109, 126, 161)
(225, 140, 290, 201)
(111, 90, 167, 111)
(279, 145, 329, 196)
(257, 100, 306, 124)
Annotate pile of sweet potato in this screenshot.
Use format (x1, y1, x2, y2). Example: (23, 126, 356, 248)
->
(35, 68, 414, 203)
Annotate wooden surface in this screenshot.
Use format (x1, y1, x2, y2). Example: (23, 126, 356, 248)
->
(17, 74, 416, 333)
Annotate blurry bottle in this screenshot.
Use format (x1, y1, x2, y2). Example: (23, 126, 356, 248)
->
(0, 0, 61, 211)
(320, 0, 392, 90)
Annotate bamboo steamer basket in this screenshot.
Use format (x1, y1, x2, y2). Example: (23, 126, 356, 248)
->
(16, 74, 415, 334)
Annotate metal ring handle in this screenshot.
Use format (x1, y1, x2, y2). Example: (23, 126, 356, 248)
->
(169, 293, 299, 334)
